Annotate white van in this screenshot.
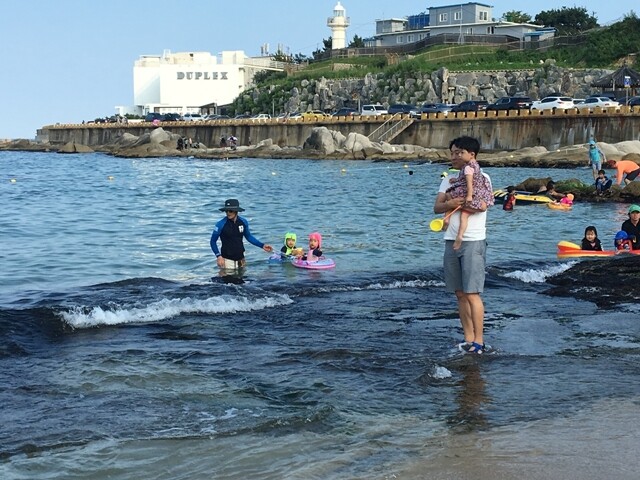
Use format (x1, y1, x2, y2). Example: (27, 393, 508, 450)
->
(361, 104, 388, 116)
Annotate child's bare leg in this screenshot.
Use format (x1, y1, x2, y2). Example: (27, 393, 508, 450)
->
(453, 210, 471, 250)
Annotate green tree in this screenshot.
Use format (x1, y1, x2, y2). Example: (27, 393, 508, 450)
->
(502, 10, 532, 23)
(534, 7, 598, 35)
(312, 37, 333, 60)
(293, 53, 309, 64)
(348, 34, 365, 48)
(272, 50, 292, 63)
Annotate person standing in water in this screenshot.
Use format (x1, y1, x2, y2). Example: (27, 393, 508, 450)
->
(210, 199, 273, 270)
(433, 136, 492, 354)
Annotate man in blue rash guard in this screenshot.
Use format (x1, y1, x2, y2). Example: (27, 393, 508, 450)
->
(210, 199, 273, 269)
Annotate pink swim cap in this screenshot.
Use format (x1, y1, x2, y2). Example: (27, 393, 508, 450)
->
(309, 232, 322, 248)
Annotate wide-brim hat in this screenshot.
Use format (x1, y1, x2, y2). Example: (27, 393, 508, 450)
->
(219, 198, 245, 212)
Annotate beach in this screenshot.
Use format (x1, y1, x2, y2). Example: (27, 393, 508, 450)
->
(1, 151, 639, 479)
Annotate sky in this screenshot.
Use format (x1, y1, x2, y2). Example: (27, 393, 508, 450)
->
(0, 0, 628, 139)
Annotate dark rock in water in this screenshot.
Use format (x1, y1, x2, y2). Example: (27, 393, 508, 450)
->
(545, 255, 640, 308)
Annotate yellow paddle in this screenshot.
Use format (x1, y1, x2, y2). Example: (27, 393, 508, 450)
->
(430, 206, 461, 232)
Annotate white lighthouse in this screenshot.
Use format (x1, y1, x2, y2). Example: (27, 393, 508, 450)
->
(327, 1, 350, 50)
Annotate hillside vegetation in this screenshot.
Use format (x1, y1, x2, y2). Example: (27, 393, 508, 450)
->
(232, 15, 640, 115)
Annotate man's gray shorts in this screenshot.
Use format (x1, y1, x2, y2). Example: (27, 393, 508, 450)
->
(443, 240, 486, 293)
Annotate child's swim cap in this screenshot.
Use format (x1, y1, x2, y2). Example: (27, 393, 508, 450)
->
(309, 232, 322, 248)
(615, 231, 628, 241)
(284, 232, 296, 246)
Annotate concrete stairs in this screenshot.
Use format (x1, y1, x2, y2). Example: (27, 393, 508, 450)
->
(368, 114, 414, 143)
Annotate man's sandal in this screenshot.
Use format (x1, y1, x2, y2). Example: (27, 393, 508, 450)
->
(467, 342, 485, 354)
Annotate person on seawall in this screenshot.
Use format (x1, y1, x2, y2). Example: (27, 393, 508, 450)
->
(587, 140, 606, 181)
(621, 204, 640, 250)
(433, 136, 492, 355)
(210, 199, 273, 270)
(614, 160, 640, 186)
(581, 226, 602, 251)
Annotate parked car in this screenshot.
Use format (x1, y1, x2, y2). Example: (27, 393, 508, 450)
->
(234, 114, 251, 119)
(531, 96, 574, 111)
(332, 107, 360, 117)
(450, 100, 489, 112)
(486, 97, 533, 110)
(183, 113, 204, 121)
(572, 98, 585, 105)
(617, 95, 640, 106)
(387, 104, 417, 115)
(575, 97, 621, 110)
(161, 113, 183, 122)
(250, 113, 271, 121)
(360, 104, 388, 116)
(276, 112, 302, 120)
(144, 112, 163, 122)
(301, 110, 329, 120)
(413, 103, 455, 117)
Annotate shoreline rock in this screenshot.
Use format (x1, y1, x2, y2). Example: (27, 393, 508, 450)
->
(3, 128, 640, 202)
(545, 255, 640, 308)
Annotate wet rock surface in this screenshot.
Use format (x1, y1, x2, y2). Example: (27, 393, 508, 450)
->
(544, 255, 640, 308)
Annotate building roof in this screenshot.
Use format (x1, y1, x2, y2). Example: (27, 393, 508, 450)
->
(591, 65, 640, 88)
(428, 2, 492, 9)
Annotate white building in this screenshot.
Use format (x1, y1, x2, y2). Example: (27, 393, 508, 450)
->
(366, 2, 551, 48)
(120, 50, 284, 116)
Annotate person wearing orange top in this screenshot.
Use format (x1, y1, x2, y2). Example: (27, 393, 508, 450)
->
(614, 160, 640, 185)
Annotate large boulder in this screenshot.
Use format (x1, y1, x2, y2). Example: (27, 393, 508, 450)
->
(113, 143, 174, 158)
(112, 132, 139, 148)
(57, 142, 94, 154)
(303, 127, 344, 155)
(149, 127, 172, 144)
(612, 140, 640, 155)
(344, 132, 373, 152)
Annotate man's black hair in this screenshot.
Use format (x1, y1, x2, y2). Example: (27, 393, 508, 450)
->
(449, 136, 480, 156)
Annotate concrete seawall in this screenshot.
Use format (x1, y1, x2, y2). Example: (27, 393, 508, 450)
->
(43, 107, 640, 151)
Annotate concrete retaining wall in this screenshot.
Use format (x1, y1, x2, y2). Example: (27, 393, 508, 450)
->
(44, 107, 640, 152)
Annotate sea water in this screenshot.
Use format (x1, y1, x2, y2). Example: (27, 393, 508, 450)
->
(1, 151, 638, 479)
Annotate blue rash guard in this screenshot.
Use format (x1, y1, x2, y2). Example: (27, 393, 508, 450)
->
(210, 216, 265, 261)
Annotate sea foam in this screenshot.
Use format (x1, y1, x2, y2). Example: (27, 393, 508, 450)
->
(505, 261, 576, 284)
(59, 294, 293, 328)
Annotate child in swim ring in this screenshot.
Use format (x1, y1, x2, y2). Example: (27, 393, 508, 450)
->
(280, 232, 303, 258)
(300, 232, 323, 262)
(559, 193, 574, 206)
